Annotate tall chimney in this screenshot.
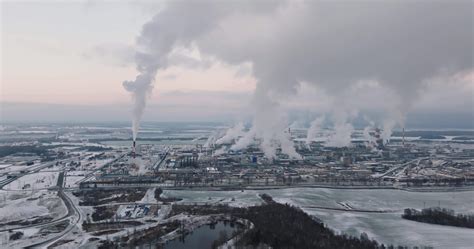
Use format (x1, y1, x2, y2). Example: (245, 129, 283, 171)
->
(402, 127, 405, 147)
(132, 140, 136, 158)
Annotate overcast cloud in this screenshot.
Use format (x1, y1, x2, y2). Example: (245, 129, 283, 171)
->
(1, 0, 472, 130)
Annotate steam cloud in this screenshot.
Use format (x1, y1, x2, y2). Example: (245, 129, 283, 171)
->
(325, 107, 358, 147)
(125, 0, 472, 155)
(306, 116, 325, 146)
(362, 117, 377, 149)
(123, 74, 155, 141)
(216, 122, 245, 145)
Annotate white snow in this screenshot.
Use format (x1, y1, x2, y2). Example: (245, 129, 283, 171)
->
(162, 188, 474, 249)
(138, 188, 157, 203)
(3, 172, 59, 190)
(0, 190, 66, 225)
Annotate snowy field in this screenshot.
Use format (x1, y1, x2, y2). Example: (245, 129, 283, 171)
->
(0, 165, 31, 174)
(164, 189, 263, 207)
(64, 175, 84, 188)
(0, 190, 67, 225)
(3, 172, 59, 190)
(164, 188, 474, 249)
(63, 170, 88, 187)
(139, 188, 157, 203)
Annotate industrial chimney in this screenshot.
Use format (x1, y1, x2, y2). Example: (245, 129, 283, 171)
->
(132, 140, 136, 158)
(402, 128, 405, 147)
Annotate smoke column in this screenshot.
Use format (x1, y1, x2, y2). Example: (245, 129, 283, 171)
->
(235, 89, 301, 159)
(125, 1, 471, 154)
(216, 122, 245, 145)
(123, 73, 156, 141)
(306, 116, 325, 145)
(362, 119, 378, 149)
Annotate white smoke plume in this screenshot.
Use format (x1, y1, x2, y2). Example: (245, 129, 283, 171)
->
(381, 109, 406, 143)
(362, 118, 377, 149)
(306, 116, 325, 145)
(129, 158, 148, 176)
(325, 108, 357, 148)
(126, 0, 472, 152)
(122, 1, 273, 141)
(123, 74, 155, 141)
(248, 90, 300, 159)
(213, 147, 227, 156)
(231, 90, 301, 159)
(325, 122, 354, 148)
(231, 127, 256, 151)
(192, 135, 206, 142)
(216, 122, 245, 145)
(288, 121, 303, 130)
(204, 128, 228, 148)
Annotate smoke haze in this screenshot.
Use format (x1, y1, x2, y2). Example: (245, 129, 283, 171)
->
(122, 0, 473, 156)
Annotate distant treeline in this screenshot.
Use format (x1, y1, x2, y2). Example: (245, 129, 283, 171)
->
(90, 137, 204, 143)
(0, 144, 109, 158)
(0, 145, 49, 157)
(73, 188, 147, 206)
(392, 130, 474, 137)
(402, 207, 474, 228)
(452, 136, 474, 141)
(84, 146, 112, 152)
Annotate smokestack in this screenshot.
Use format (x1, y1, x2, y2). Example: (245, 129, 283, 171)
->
(132, 140, 136, 158)
(402, 127, 405, 147)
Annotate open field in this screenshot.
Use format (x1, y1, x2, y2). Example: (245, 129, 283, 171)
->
(164, 188, 474, 249)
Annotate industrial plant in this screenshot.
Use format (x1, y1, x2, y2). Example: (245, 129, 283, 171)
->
(1, 122, 473, 248)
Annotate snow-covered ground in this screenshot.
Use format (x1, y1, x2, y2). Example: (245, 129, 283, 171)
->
(156, 204, 171, 221)
(164, 189, 263, 207)
(139, 188, 157, 203)
(4, 187, 471, 248)
(64, 175, 84, 188)
(164, 188, 474, 249)
(116, 204, 150, 219)
(0, 190, 67, 225)
(0, 164, 12, 170)
(3, 172, 59, 190)
(38, 164, 63, 172)
(0, 165, 31, 174)
(66, 170, 88, 176)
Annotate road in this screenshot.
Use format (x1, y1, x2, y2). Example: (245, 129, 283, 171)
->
(302, 205, 397, 213)
(0, 190, 71, 233)
(0, 156, 82, 189)
(76, 153, 126, 184)
(153, 147, 170, 170)
(24, 190, 81, 248)
(375, 157, 428, 179)
(21, 171, 81, 248)
(0, 161, 57, 189)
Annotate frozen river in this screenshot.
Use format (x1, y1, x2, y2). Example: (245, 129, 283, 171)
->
(164, 188, 474, 249)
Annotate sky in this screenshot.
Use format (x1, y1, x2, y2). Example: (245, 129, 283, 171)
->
(1, 0, 473, 129)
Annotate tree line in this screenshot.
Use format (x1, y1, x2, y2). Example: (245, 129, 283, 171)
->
(402, 207, 474, 228)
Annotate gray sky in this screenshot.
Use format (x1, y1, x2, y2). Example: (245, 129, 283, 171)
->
(1, 0, 473, 128)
